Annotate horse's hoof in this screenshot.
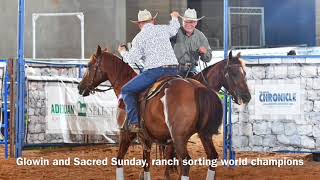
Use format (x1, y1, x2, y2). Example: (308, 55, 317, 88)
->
(139, 171, 144, 180)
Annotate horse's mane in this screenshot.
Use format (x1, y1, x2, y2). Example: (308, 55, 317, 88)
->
(88, 51, 138, 83)
(200, 59, 227, 74)
(200, 57, 246, 74)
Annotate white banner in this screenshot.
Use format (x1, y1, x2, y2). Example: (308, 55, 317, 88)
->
(45, 82, 119, 135)
(254, 84, 302, 115)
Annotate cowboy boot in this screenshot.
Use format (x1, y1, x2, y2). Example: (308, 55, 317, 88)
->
(128, 123, 141, 133)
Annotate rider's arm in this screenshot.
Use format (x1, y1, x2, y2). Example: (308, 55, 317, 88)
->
(199, 34, 212, 62)
(120, 37, 143, 64)
(165, 12, 180, 37)
(166, 18, 180, 37)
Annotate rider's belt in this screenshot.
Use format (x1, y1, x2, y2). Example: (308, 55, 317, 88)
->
(161, 65, 178, 68)
(178, 63, 193, 71)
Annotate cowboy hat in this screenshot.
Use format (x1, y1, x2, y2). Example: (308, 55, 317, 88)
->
(179, 8, 204, 21)
(130, 9, 158, 23)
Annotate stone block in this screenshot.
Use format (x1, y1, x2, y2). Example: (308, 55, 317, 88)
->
(301, 66, 317, 78)
(274, 65, 288, 79)
(277, 135, 301, 146)
(305, 78, 313, 90)
(262, 135, 277, 147)
(297, 125, 313, 136)
(251, 66, 266, 79)
(251, 146, 264, 152)
(313, 125, 320, 137)
(240, 123, 253, 136)
(253, 122, 270, 135)
(303, 100, 314, 112)
(271, 122, 284, 135)
(287, 65, 301, 78)
(300, 136, 315, 149)
(313, 79, 320, 90)
(284, 123, 297, 136)
(249, 135, 263, 146)
(314, 101, 320, 112)
(232, 135, 249, 148)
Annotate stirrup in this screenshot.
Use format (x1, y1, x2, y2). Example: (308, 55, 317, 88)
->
(128, 124, 141, 133)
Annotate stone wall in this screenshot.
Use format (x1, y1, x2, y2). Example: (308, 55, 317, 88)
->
(232, 62, 320, 152)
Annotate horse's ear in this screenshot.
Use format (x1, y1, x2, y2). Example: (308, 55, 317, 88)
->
(228, 50, 233, 60)
(96, 45, 102, 56)
(237, 52, 241, 58)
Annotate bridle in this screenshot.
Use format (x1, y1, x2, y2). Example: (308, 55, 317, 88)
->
(84, 53, 126, 94)
(223, 63, 246, 104)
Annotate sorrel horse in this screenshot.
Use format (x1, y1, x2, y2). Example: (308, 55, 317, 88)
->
(162, 51, 252, 178)
(78, 46, 223, 180)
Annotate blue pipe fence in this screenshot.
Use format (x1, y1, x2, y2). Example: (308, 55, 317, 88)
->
(3, 55, 320, 159)
(17, 0, 25, 158)
(223, 0, 234, 163)
(0, 57, 88, 158)
(0, 59, 9, 159)
(1, 57, 232, 159)
(6, 0, 317, 160)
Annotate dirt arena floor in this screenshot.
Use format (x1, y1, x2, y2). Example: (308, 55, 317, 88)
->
(0, 134, 319, 180)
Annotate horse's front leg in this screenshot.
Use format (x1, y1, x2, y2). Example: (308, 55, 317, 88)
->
(198, 133, 218, 180)
(116, 131, 136, 180)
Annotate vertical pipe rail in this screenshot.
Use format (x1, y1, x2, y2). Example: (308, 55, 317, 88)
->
(223, 0, 230, 162)
(228, 95, 235, 162)
(3, 61, 9, 159)
(32, 14, 37, 59)
(79, 14, 85, 59)
(9, 59, 16, 158)
(17, 0, 26, 158)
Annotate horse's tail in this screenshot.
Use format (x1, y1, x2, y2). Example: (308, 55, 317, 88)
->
(196, 87, 223, 135)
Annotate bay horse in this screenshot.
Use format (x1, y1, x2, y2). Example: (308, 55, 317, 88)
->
(78, 46, 223, 180)
(193, 51, 251, 104)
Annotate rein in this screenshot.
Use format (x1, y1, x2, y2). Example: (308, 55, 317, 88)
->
(85, 53, 126, 94)
(223, 63, 246, 104)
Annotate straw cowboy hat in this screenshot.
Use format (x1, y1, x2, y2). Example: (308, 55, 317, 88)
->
(130, 9, 158, 23)
(179, 8, 205, 21)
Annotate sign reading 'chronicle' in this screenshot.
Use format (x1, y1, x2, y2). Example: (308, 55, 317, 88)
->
(254, 84, 301, 115)
(46, 83, 119, 135)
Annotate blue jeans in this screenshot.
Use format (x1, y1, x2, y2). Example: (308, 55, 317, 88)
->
(121, 67, 178, 125)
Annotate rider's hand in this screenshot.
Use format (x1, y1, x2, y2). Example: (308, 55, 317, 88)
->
(118, 46, 127, 56)
(199, 47, 207, 55)
(170, 11, 180, 19)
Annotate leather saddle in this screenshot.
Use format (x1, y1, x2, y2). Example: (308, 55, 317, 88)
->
(118, 76, 178, 109)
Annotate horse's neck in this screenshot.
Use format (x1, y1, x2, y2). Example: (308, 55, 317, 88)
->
(199, 61, 227, 91)
(104, 55, 137, 97)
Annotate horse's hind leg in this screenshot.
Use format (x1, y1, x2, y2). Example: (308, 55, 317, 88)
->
(173, 139, 191, 180)
(164, 143, 177, 180)
(116, 131, 136, 180)
(198, 133, 218, 180)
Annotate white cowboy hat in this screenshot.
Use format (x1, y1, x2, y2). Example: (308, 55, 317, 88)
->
(130, 9, 158, 23)
(179, 8, 204, 21)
